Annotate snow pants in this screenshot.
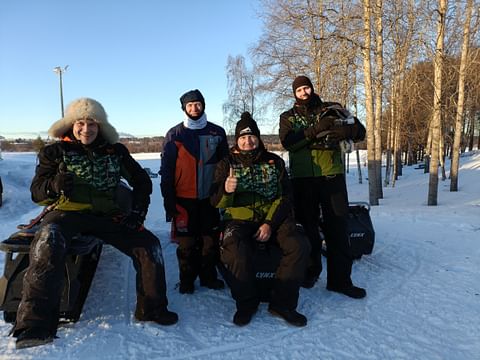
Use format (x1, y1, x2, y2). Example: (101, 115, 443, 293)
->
(220, 220, 310, 311)
(174, 198, 220, 285)
(292, 174, 353, 289)
(14, 210, 168, 336)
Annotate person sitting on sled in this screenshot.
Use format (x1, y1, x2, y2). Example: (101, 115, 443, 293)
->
(12, 98, 178, 350)
(210, 112, 310, 327)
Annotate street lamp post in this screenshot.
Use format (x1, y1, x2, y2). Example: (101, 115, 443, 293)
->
(53, 65, 69, 117)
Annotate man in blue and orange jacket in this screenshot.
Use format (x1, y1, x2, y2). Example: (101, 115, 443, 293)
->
(161, 89, 228, 294)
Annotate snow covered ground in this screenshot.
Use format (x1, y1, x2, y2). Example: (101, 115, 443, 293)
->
(0, 150, 479, 359)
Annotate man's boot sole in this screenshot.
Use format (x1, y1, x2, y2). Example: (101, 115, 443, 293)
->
(268, 308, 307, 327)
(16, 337, 53, 350)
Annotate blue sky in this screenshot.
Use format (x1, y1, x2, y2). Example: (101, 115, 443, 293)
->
(0, 0, 263, 138)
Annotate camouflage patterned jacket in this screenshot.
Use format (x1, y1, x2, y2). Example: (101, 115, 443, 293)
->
(31, 138, 151, 215)
(279, 94, 365, 178)
(210, 146, 294, 231)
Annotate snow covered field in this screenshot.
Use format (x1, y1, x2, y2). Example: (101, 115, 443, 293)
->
(0, 150, 479, 359)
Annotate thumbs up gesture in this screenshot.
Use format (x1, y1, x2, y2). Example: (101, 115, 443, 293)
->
(51, 162, 74, 197)
(224, 167, 237, 194)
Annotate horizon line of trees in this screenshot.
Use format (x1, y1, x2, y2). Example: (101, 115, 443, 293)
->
(0, 134, 318, 154)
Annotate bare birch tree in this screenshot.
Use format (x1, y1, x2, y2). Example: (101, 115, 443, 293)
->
(362, 0, 379, 205)
(427, 0, 447, 206)
(373, 0, 384, 198)
(223, 55, 260, 134)
(252, 0, 364, 110)
(450, 0, 474, 191)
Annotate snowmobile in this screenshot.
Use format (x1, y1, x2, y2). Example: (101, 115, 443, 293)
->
(0, 182, 133, 323)
(0, 220, 103, 323)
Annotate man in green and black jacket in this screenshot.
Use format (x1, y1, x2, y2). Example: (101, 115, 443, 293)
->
(12, 98, 178, 350)
(279, 75, 367, 299)
(211, 112, 310, 327)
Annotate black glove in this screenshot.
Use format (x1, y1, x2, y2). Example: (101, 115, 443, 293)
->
(309, 127, 352, 150)
(304, 116, 335, 140)
(50, 170, 74, 197)
(121, 208, 147, 231)
(321, 126, 352, 143)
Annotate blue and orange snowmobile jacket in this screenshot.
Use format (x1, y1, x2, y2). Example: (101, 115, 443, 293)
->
(160, 121, 228, 216)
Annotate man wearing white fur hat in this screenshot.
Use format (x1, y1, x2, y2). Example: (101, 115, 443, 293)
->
(12, 98, 178, 350)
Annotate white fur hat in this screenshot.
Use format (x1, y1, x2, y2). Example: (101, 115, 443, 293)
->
(48, 97, 119, 144)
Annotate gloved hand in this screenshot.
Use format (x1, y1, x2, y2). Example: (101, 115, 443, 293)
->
(304, 116, 335, 140)
(328, 125, 352, 141)
(321, 126, 352, 143)
(50, 168, 74, 197)
(121, 208, 147, 231)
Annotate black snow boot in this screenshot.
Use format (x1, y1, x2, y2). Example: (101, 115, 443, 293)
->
(301, 273, 319, 289)
(179, 282, 195, 294)
(268, 306, 307, 327)
(15, 327, 54, 349)
(176, 238, 200, 294)
(233, 307, 258, 326)
(134, 296, 178, 325)
(327, 284, 366, 299)
(199, 237, 224, 290)
(135, 307, 178, 325)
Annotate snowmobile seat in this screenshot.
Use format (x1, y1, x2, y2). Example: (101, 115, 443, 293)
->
(251, 240, 282, 302)
(218, 225, 306, 302)
(319, 202, 375, 260)
(346, 202, 375, 259)
(0, 226, 103, 324)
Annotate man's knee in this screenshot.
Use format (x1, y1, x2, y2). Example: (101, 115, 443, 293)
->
(31, 224, 67, 262)
(221, 235, 252, 279)
(131, 232, 164, 265)
(282, 233, 310, 260)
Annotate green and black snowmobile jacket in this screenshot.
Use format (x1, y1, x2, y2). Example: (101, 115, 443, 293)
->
(279, 94, 366, 178)
(31, 136, 151, 216)
(210, 145, 294, 232)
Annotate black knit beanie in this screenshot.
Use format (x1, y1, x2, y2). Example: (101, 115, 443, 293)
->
(292, 75, 314, 94)
(180, 89, 205, 111)
(235, 112, 261, 142)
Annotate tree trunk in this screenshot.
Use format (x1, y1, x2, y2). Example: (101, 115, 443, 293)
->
(392, 121, 401, 187)
(440, 130, 446, 181)
(363, 0, 379, 205)
(477, 120, 480, 150)
(373, 0, 384, 198)
(424, 121, 432, 173)
(353, 66, 363, 185)
(467, 121, 474, 151)
(427, 0, 447, 206)
(384, 112, 392, 186)
(450, 0, 473, 191)
(356, 149, 363, 184)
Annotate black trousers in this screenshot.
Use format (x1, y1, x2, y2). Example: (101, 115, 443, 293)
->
(292, 174, 353, 289)
(220, 220, 310, 311)
(14, 211, 169, 335)
(174, 198, 221, 284)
